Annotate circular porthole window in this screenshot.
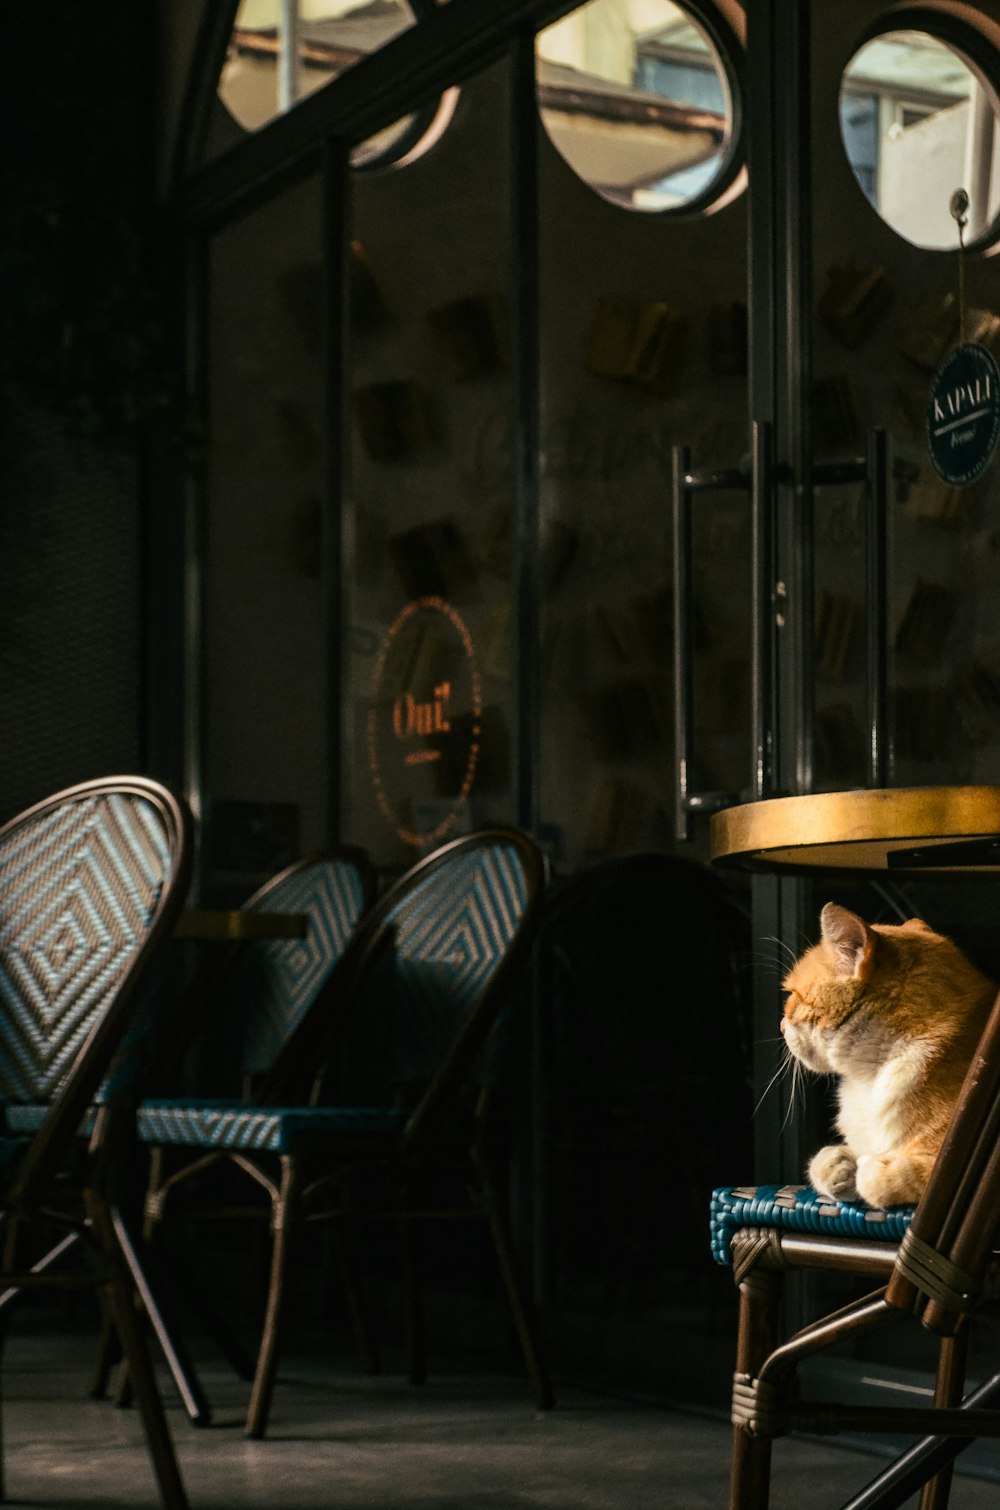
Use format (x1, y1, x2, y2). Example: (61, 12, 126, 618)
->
(840, 24, 1000, 249)
(216, 0, 458, 171)
(535, 0, 742, 213)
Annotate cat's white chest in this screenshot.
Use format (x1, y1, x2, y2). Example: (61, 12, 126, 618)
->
(836, 1041, 928, 1152)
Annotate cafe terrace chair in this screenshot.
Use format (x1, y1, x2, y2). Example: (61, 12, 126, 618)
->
(153, 844, 377, 1104)
(0, 775, 193, 1509)
(138, 827, 552, 1438)
(711, 983, 1000, 1510)
(101, 846, 375, 1413)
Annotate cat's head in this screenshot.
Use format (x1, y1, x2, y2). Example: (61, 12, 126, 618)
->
(781, 902, 992, 1078)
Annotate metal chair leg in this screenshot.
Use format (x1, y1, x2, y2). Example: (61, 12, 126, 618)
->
(92, 1197, 189, 1510)
(327, 1219, 382, 1375)
(400, 1215, 426, 1387)
(729, 1265, 783, 1510)
(113, 1215, 212, 1426)
(474, 1148, 554, 1410)
(89, 1296, 122, 1400)
(918, 1324, 969, 1510)
(246, 1155, 300, 1439)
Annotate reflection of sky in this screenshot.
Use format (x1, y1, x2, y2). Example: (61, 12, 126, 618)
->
(839, 92, 877, 205)
(634, 54, 725, 113)
(645, 154, 720, 206)
(632, 54, 725, 207)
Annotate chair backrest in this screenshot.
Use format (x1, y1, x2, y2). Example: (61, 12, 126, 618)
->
(199, 849, 375, 1096)
(322, 828, 547, 1153)
(886, 983, 1000, 1333)
(0, 776, 192, 1202)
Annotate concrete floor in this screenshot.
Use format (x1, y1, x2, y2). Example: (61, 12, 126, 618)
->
(4, 1324, 1000, 1509)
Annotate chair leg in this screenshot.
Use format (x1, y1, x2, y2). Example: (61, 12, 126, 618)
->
(474, 1149, 554, 1410)
(917, 1324, 970, 1510)
(327, 1220, 382, 1375)
(89, 1296, 122, 1400)
(145, 1148, 256, 1384)
(729, 1263, 783, 1510)
(113, 1215, 212, 1426)
(0, 1323, 7, 1503)
(246, 1155, 300, 1439)
(400, 1216, 426, 1387)
(89, 1195, 189, 1510)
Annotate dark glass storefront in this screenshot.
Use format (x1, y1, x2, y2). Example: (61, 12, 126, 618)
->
(150, 0, 1000, 1414)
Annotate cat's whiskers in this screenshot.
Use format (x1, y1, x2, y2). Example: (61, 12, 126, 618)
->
(753, 1051, 793, 1118)
(761, 934, 799, 970)
(781, 1054, 807, 1131)
(751, 1038, 811, 1130)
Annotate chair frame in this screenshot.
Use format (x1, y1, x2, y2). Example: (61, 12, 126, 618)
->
(0, 775, 193, 1510)
(142, 826, 552, 1438)
(102, 845, 377, 1417)
(289, 827, 553, 1430)
(727, 985, 1000, 1510)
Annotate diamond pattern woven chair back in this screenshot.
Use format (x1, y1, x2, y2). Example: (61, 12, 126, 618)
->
(0, 776, 193, 1508)
(342, 830, 545, 1144)
(222, 850, 374, 1080)
(0, 782, 189, 1120)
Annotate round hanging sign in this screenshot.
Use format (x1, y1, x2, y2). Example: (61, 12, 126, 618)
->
(926, 341, 1000, 486)
(366, 595, 482, 850)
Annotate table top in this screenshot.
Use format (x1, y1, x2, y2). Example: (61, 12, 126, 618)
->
(710, 786, 1000, 876)
(174, 909, 309, 941)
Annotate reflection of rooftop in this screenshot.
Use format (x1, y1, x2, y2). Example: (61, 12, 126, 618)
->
(538, 58, 724, 136)
(231, 1, 411, 73)
(537, 58, 725, 197)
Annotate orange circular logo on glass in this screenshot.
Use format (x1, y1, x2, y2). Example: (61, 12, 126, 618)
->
(367, 596, 482, 848)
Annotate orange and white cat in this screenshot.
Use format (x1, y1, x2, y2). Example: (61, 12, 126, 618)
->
(781, 901, 996, 1207)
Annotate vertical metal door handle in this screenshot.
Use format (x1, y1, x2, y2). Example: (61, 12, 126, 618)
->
(671, 429, 773, 841)
(751, 418, 775, 802)
(671, 446, 695, 842)
(866, 427, 889, 787)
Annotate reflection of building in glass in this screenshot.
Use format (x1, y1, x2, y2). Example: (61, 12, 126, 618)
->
(218, 0, 459, 169)
(220, 0, 414, 127)
(840, 30, 1000, 246)
(536, 0, 731, 212)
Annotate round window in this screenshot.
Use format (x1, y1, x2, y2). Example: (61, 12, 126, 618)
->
(840, 26, 1000, 249)
(216, 0, 457, 171)
(535, 0, 741, 213)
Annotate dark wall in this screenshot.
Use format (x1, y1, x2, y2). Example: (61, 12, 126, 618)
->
(0, 4, 162, 819)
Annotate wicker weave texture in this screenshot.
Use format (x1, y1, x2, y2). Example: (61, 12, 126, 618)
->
(710, 1183, 915, 1267)
(0, 792, 170, 1102)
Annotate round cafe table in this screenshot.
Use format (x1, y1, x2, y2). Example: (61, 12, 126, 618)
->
(710, 785, 1000, 876)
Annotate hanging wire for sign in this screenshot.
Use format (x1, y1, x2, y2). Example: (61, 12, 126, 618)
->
(950, 186, 969, 344)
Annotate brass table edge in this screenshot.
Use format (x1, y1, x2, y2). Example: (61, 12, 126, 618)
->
(711, 786, 1000, 872)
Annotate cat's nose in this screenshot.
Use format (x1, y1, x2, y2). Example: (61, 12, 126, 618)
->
(779, 1019, 787, 1034)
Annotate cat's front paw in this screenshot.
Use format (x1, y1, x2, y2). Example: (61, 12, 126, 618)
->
(856, 1153, 922, 1207)
(809, 1144, 858, 1202)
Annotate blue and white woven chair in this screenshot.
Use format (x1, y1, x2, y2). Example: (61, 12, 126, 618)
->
(712, 986, 1000, 1510)
(139, 827, 551, 1438)
(169, 845, 377, 1105)
(0, 775, 193, 1509)
(122, 849, 374, 1404)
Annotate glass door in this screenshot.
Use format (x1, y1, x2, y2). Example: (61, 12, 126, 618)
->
(532, 0, 757, 1401)
(759, 0, 1000, 1415)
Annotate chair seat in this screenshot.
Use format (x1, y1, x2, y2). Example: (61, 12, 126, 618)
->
(5, 1104, 98, 1137)
(710, 1183, 915, 1266)
(138, 1099, 405, 1154)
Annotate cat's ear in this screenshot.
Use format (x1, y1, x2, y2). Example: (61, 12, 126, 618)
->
(819, 902, 876, 982)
